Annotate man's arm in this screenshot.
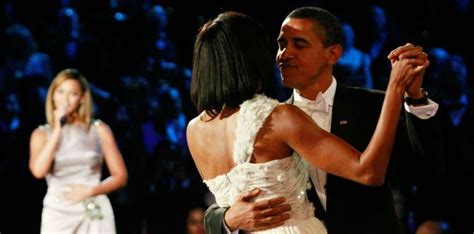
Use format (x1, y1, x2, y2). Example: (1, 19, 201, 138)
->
(204, 189, 292, 234)
(388, 43, 445, 179)
(404, 109, 445, 180)
(204, 204, 230, 234)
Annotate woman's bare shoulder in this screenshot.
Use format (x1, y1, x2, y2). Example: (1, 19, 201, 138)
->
(187, 115, 203, 133)
(31, 125, 47, 138)
(271, 103, 308, 119)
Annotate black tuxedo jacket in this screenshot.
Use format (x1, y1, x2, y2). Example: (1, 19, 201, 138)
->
(204, 83, 444, 234)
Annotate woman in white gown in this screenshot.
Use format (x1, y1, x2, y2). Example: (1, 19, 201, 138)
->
(29, 68, 128, 233)
(186, 12, 428, 233)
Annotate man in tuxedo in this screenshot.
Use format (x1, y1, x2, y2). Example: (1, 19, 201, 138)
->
(204, 7, 443, 234)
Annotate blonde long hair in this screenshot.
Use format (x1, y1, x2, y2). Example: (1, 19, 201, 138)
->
(45, 68, 94, 127)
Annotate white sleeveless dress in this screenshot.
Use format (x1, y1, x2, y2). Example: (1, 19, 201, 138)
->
(40, 120, 116, 233)
(204, 94, 327, 233)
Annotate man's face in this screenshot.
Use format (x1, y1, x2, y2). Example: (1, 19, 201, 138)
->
(276, 18, 332, 90)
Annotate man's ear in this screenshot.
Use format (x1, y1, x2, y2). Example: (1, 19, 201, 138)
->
(328, 44, 343, 65)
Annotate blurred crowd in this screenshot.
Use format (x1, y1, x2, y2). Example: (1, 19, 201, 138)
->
(0, 0, 472, 233)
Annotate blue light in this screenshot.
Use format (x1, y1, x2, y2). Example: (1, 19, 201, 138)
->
(114, 12, 127, 22)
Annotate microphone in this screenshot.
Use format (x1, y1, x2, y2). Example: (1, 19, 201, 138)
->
(60, 115, 68, 127)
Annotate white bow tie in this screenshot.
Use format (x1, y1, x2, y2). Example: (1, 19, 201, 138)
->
(296, 92, 329, 113)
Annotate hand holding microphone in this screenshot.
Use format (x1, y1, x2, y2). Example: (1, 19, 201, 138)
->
(60, 115, 68, 127)
(55, 103, 69, 127)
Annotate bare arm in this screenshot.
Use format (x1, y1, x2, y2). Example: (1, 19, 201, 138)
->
(91, 121, 128, 195)
(29, 125, 61, 178)
(29, 104, 69, 178)
(279, 58, 429, 186)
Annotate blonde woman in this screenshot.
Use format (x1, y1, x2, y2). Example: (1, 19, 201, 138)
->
(29, 68, 127, 233)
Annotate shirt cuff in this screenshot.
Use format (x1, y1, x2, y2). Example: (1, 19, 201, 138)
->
(223, 220, 239, 234)
(404, 98, 439, 120)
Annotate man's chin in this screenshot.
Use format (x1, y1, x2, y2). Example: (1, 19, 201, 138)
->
(281, 78, 297, 89)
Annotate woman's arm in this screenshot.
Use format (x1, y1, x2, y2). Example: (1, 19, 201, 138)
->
(91, 121, 128, 195)
(29, 126, 61, 179)
(29, 103, 69, 178)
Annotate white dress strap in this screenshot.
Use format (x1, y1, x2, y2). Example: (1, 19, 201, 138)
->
(232, 94, 280, 164)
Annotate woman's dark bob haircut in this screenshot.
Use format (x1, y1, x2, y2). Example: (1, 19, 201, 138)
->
(191, 11, 274, 118)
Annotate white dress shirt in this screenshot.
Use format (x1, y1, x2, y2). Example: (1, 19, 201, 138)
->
(293, 78, 336, 210)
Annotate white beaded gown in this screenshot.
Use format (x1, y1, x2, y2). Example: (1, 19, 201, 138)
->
(39, 120, 116, 233)
(204, 95, 327, 233)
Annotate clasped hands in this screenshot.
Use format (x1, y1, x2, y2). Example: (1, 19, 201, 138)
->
(387, 43, 430, 99)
